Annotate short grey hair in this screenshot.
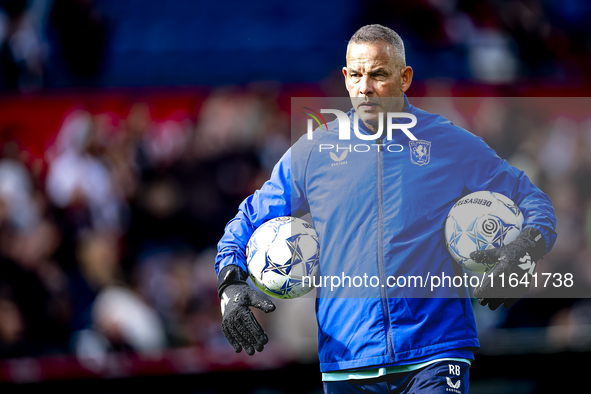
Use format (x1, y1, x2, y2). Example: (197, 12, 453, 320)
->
(348, 24, 406, 68)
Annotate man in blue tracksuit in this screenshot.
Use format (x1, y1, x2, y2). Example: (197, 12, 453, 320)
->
(215, 25, 557, 393)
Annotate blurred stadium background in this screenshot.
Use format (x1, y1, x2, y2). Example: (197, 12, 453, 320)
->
(0, 0, 590, 393)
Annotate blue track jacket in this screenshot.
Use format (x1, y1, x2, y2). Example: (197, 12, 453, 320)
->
(215, 96, 557, 372)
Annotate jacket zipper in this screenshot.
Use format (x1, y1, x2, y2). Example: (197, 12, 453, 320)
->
(376, 138, 395, 362)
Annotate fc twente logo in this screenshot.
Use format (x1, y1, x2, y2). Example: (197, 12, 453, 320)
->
(410, 140, 431, 166)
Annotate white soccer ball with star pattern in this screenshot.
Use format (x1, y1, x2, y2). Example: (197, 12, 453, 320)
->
(445, 191, 524, 273)
(246, 216, 320, 299)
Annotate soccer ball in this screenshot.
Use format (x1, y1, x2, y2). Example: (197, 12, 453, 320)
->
(444, 191, 524, 273)
(246, 216, 320, 299)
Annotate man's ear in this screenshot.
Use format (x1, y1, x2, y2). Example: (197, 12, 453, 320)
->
(400, 66, 413, 93)
(342, 67, 350, 93)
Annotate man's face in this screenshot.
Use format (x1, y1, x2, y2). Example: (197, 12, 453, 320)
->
(343, 41, 412, 131)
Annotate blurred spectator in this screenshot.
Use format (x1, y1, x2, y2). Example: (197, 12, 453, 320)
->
(46, 110, 127, 235)
(0, 296, 27, 358)
(91, 285, 166, 352)
(49, 0, 106, 80)
(72, 285, 166, 372)
(0, 140, 40, 231)
(0, 138, 71, 358)
(0, 0, 46, 91)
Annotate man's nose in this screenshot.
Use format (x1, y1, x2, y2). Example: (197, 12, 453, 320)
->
(359, 76, 374, 96)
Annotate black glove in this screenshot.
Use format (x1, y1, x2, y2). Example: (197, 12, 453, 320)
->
(471, 227, 547, 310)
(218, 265, 276, 355)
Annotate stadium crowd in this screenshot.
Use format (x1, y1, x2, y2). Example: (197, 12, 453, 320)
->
(2, 0, 591, 90)
(0, 88, 296, 361)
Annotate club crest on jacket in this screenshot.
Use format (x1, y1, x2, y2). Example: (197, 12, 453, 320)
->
(410, 140, 431, 166)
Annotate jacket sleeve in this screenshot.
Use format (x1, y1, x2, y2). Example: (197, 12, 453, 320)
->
(215, 148, 309, 277)
(460, 135, 557, 254)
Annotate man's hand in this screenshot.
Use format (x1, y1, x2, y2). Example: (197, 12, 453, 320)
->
(218, 265, 276, 355)
(470, 227, 546, 310)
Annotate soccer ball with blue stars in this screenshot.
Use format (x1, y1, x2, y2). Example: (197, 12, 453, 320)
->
(246, 217, 320, 299)
(445, 191, 524, 273)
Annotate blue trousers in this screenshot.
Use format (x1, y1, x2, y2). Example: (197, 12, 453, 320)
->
(323, 361, 470, 394)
